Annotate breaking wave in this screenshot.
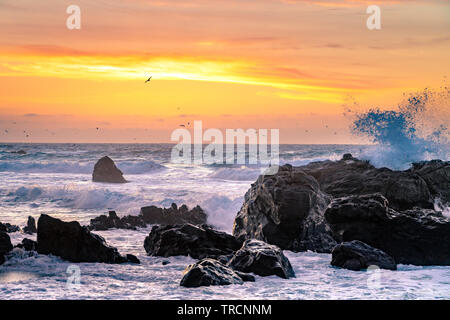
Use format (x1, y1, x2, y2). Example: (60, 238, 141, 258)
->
(350, 87, 449, 170)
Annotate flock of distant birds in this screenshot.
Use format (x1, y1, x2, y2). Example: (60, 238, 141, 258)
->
(1, 75, 338, 140)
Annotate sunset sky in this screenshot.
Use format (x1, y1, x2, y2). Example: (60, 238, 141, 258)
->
(0, 0, 449, 143)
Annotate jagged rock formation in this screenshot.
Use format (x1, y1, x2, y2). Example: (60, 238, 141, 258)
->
(233, 156, 450, 265)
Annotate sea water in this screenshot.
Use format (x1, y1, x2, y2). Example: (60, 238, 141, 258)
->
(0, 143, 448, 300)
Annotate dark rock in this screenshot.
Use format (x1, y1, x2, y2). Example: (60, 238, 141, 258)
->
(140, 204, 207, 226)
(23, 216, 37, 234)
(331, 240, 397, 271)
(411, 160, 450, 207)
(180, 258, 244, 288)
(227, 239, 295, 279)
(302, 158, 434, 211)
(342, 153, 355, 161)
(89, 204, 207, 231)
(233, 165, 336, 253)
(235, 271, 256, 282)
(162, 260, 170, 265)
(0, 232, 13, 265)
(92, 156, 127, 183)
(125, 254, 140, 264)
(15, 238, 37, 251)
(36, 214, 135, 263)
(88, 211, 146, 231)
(144, 224, 242, 259)
(0, 222, 20, 233)
(11, 150, 27, 155)
(325, 194, 450, 265)
(217, 254, 234, 265)
(232, 157, 450, 260)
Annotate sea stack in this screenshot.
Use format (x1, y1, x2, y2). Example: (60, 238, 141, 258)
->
(92, 156, 127, 183)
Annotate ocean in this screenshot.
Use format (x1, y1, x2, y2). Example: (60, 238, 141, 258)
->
(0, 143, 449, 299)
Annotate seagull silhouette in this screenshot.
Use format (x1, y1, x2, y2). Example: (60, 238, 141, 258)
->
(145, 76, 152, 83)
(179, 124, 186, 127)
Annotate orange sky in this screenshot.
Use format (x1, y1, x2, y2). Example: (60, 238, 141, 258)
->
(0, 0, 449, 143)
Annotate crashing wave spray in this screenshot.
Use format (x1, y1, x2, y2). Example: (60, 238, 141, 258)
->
(350, 86, 449, 170)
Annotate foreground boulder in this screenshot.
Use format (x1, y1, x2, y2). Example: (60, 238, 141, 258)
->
(331, 240, 396, 271)
(233, 165, 336, 253)
(0, 222, 20, 233)
(36, 214, 138, 264)
(144, 224, 242, 259)
(23, 216, 37, 234)
(325, 194, 450, 265)
(180, 258, 253, 288)
(228, 240, 295, 279)
(92, 156, 127, 183)
(0, 232, 13, 265)
(88, 204, 207, 231)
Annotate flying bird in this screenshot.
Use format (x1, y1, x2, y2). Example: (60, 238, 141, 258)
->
(179, 124, 186, 127)
(145, 76, 152, 83)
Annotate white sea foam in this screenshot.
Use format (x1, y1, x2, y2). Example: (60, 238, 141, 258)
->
(0, 142, 448, 300)
(351, 88, 449, 170)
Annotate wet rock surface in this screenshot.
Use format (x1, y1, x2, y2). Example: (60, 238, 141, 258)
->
(92, 156, 127, 183)
(23, 216, 37, 234)
(0, 232, 13, 265)
(331, 240, 397, 271)
(227, 239, 295, 279)
(15, 238, 37, 252)
(325, 193, 450, 265)
(88, 204, 207, 231)
(144, 224, 242, 259)
(36, 214, 138, 264)
(180, 258, 251, 288)
(233, 155, 450, 265)
(0, 222, 20, 233)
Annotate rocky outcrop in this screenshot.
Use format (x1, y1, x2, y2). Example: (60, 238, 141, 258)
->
(92, 156, 127, 183)
(89, 211, 146, 231)
(15, 238, 37, 252)
(233, 155, 450, 265)
(0, 232, 13, 265)
(88, 204, 207, 231)
(180, 258, 253, 288)
(325, 194, 450, 265)
(23, 216, 37, 234)
(144, 224, 242, 259)
(0, 222, 20, 233)
(228, 240, 295, 279)
(140, 203, 207, 226)
(36, 214, 139, 264)
(300, 157, 443, 211)
(410, 160, 450, 207)
(331, 240, 397, 271)
(233, 165, 336, 253)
